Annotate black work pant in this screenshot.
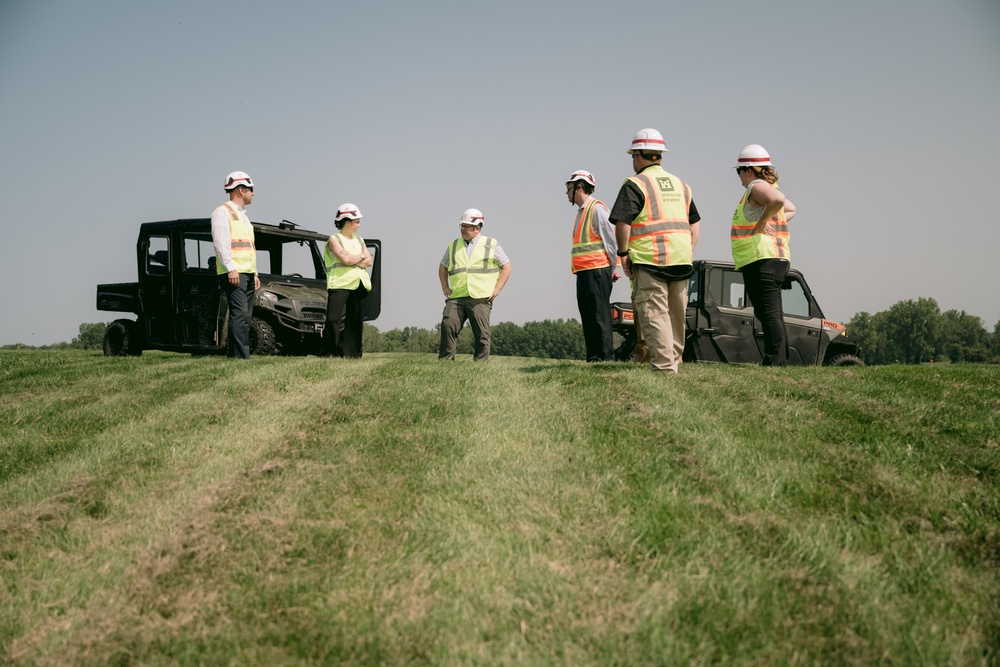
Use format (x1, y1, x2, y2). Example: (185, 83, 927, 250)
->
(324, 286, 368, 358)
(222, 273, 255, 359)
(576, 267, 614, 362)
(741, 258, 789, 366)
(439, 297, 492, 361)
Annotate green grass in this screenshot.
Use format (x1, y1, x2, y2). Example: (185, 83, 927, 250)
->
(1, 350, 998, 666)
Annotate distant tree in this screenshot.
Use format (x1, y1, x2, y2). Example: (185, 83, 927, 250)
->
(362, 323, 386, 352)
(492, 322, 529, 357)
(939, 310, 990, 363)
(72, 322, 108, 350)
(880, 298, 941, 364)
(403, 327, 438, 353)
(846, 311, 886, 365)
(493, 319, 584, 360)
(991, 320, 1000, 363)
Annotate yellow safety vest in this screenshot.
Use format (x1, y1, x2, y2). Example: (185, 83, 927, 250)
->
(625, 165, 693, 267)
(445, 236, 501, 299)
(571, 198, 611, 274)
(324, 233, 372, 291)
(730, 181, 789, 270)
(213, 201, 256, 274)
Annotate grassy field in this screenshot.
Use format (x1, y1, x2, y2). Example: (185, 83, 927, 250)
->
(1, 350, 998, 666)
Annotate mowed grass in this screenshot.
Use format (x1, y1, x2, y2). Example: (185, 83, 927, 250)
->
(0, 350, 997, 666)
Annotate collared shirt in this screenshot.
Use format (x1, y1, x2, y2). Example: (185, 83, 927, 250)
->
(579, 195, 618, 269)
(211, 201, 254, 273)
(440, 234, 510, 267)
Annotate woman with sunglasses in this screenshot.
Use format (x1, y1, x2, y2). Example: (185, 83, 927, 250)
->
(731, 145, 797, 366)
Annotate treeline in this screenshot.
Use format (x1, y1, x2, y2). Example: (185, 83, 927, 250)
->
(363, 320, 587, 360)
(847, 298, 1000, 365)
(7, 303, 999, 365)
(2, 320, 590, 360)
(0, 322, 107, 351)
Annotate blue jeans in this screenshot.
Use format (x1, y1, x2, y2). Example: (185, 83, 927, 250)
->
(741, 259, 789, 366)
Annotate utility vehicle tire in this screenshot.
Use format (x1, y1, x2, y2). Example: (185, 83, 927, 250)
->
(249, 317, 278, 356)
(614, 331, 637, 362)
(103, 319, 142, 357)
(827, 353, 864, 367)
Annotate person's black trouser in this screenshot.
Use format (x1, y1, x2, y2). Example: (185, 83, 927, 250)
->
(576, 267, 614, 362)
(222, 273, 255, 359)
(324, 286, 368, 358)
(741, 258, 789, 366)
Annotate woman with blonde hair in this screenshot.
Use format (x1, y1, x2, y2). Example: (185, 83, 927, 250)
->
(731, 144, 797, 366)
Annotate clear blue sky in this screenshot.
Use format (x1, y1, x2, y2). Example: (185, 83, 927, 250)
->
(1, 0, 998, 346)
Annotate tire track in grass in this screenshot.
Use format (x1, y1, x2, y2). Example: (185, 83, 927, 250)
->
(4, 355, 393, 665)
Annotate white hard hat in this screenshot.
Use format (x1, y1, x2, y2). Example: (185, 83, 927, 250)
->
(735, 144, 772, 168)
(459, 208, 485, 226)
(335, 203, 363, 222)
(224, 171, 254, 191)
(627, 128, 668, 155)
(566, 170, 596, 188)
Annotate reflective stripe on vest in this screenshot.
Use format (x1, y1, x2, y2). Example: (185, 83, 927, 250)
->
(625, 165, 693, 267)
(446, 236, 501, 299)
(571, 198, 611, 274)
(214, 201, 256, 274)
(324, 233, 373, 291)
(730, 182, 789, 270)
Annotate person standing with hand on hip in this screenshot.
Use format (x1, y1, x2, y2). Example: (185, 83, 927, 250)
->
(438, 208, 512, 362)
(731, 144, 797, 366)
(211, 171, 259, 359)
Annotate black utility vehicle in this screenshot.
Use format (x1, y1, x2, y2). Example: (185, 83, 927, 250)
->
(611, 259, 862, 366)
(97, 219, 381, 356)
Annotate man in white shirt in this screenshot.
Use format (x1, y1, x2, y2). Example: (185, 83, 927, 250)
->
(437, 208, 511, 361)
(211, 171, 260, 359)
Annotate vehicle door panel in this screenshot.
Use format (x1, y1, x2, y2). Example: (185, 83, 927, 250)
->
(698, 266, 762, 363)
(177, 232, 226, 349)
(139, 234, 176, 346)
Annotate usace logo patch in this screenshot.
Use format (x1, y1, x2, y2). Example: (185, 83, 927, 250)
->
(657, 177, 674, 192)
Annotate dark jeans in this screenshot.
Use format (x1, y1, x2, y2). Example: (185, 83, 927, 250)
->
(741, 259, 789, 366)
(324, 286, 368, 358)
(576, 267, 614, 362)
(439, 297, 492, 361)
(222, 273, 255, 359)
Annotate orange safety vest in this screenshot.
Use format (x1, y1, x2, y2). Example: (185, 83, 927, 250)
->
(730, 180, 789, 269)
(213, 201, 256, 274)
(625, 165, 693, 267)
(570, 197, 611, 273)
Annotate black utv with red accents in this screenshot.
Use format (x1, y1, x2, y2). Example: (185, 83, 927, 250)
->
(96, 219, 381, 356)
(611, 259, 862, 366)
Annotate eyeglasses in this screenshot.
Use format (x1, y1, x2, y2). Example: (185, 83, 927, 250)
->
(241, 185, 254, 193)
(459, 224, 479, 230)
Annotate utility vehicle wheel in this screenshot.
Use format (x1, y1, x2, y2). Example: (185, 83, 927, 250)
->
(250, 317, 278, 355)
(827, 353, 864, 367)
(614, 330, 637, 362)
(103, 319, 142, 357)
